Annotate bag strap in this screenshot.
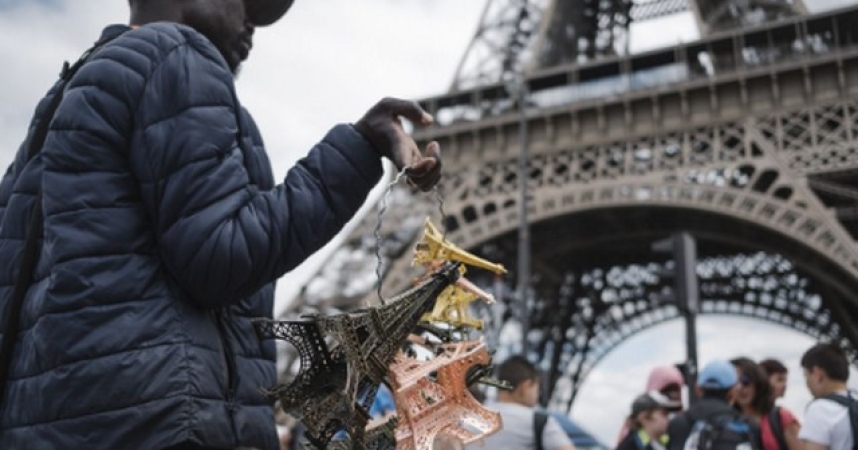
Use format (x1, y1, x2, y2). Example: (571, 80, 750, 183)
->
(534, 410, 549, 450)
(0, 36, 118, 412)
(768, 406, 789, 450)
(819, 393, 858, 450)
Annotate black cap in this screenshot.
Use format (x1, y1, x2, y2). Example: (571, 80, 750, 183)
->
(246, 0, 294, 27)
(630, 391, 682, 418)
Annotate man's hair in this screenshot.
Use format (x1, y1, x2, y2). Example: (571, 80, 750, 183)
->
(801, 343, 850, 382)
(759, 358, 787, 375)
(496, 355, 540, 389)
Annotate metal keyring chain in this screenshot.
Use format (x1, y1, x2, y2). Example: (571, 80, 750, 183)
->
(374, 168, 446, 305)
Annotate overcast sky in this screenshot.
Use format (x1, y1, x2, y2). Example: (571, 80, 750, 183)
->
(2, 0, 857, 444)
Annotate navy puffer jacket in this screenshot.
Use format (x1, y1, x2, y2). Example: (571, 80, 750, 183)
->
(0, 23, 383, 449)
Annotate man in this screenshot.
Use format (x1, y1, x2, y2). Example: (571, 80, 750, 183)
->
(799, 343, 856, 450)
(469, 355, 576, 450)
(0, 0, 441, 449)
(617, 391, 681, 450)
(667, 359, 760, 450)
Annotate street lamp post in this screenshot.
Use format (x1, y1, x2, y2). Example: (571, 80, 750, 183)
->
(512, 76, 531, 354)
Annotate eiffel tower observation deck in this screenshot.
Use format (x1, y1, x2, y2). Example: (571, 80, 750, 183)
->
(286, 0, 858, 409)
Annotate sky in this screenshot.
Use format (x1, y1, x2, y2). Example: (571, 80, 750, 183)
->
(1, 0, 857, 445)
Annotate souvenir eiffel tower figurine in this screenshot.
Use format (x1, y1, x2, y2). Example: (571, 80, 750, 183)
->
(414, 219, 507, 330)
(388, 339, 502, 450)
(254, 261, 462, 449)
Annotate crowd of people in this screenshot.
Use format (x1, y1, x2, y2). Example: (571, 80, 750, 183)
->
(272, 341, 857, 450)
(615, 342, 856, 450)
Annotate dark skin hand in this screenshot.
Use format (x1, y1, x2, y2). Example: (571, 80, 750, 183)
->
(354, 98, 442, 191)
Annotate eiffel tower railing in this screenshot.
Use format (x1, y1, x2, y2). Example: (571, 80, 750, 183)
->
(420, 6, 858, 128)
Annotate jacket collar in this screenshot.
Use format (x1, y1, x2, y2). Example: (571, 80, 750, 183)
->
(96, 24, 133, 47)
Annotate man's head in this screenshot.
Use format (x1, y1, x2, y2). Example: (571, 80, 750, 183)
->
(495, 355, 541, 407)
(759, 358, 788, 399)
(696, 359, 738, 401)
(128, 0, 293, 73)
(629, 391, 680, 438)
(801, 343, 850, 397)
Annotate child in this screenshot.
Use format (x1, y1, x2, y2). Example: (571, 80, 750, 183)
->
(617, 392, 681, 450)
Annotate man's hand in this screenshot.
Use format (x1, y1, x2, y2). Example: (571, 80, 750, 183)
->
(354, 97, 442, 191)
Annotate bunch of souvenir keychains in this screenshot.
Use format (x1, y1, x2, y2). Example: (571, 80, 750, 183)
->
(254, 169, 509, 450)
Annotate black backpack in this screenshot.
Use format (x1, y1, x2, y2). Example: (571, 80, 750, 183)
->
(682, 411, 759, 450)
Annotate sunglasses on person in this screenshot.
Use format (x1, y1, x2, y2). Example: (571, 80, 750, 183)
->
(739, 374, 752, 386)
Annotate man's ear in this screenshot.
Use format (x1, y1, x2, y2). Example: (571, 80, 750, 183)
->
(811, 366, 826, 383)
(514, 378, 535, 394)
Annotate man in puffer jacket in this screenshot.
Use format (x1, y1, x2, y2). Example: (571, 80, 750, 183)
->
(0, 0, 442, 449)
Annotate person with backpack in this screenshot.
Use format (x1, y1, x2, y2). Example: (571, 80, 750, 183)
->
(667, 359, 762, 450)
(799, 343, 856, 450)
(617, 391, 682, 450)
(730, 358, 801, 450)
(467, 355, 576, 450)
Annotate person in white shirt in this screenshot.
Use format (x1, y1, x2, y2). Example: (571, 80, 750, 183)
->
(799, 343, 855, 450)
(470, 355, 576, 450)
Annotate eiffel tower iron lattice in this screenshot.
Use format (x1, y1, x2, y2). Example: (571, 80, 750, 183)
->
(449, 0, 806, 92)
(288, 4, 858, 411)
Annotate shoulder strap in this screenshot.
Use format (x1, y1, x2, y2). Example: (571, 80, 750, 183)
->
(534, 410, 549, 450)
(820, 393, 853, 408)
(0, 35, 119, 413)
(768, 407, 788, 450)
(817, 394, 857, 450)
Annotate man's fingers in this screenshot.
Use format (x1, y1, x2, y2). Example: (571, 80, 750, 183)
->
(406, 157, 435, 176)
(381, 97, 433, 126)
(402, 141, 442, 191)
(425, 141, 441, 161)
(406, 159, 442, 192)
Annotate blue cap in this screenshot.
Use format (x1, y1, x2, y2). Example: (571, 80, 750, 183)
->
(697, 360, 737, 390)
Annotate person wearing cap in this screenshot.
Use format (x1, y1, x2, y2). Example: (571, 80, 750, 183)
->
(617, 365, 686, 444)
(616, 392, 681, 450)
(0, 0, 442, 449)
(666, 360, 762, 450)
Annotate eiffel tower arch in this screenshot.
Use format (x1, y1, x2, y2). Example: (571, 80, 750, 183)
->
(287, 2, 858, 409)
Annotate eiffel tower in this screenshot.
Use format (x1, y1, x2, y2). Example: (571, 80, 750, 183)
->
(286, 0, 858, 410)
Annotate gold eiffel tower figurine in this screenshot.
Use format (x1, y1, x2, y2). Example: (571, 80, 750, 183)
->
(413, 219, 507, 329)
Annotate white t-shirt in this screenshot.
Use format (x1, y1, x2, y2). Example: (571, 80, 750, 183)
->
(798, 391, 855, 450)
(467, 402, 573, 450)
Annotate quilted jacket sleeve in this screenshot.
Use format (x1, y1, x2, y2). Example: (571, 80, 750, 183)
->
(128, 26, 383, 308)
